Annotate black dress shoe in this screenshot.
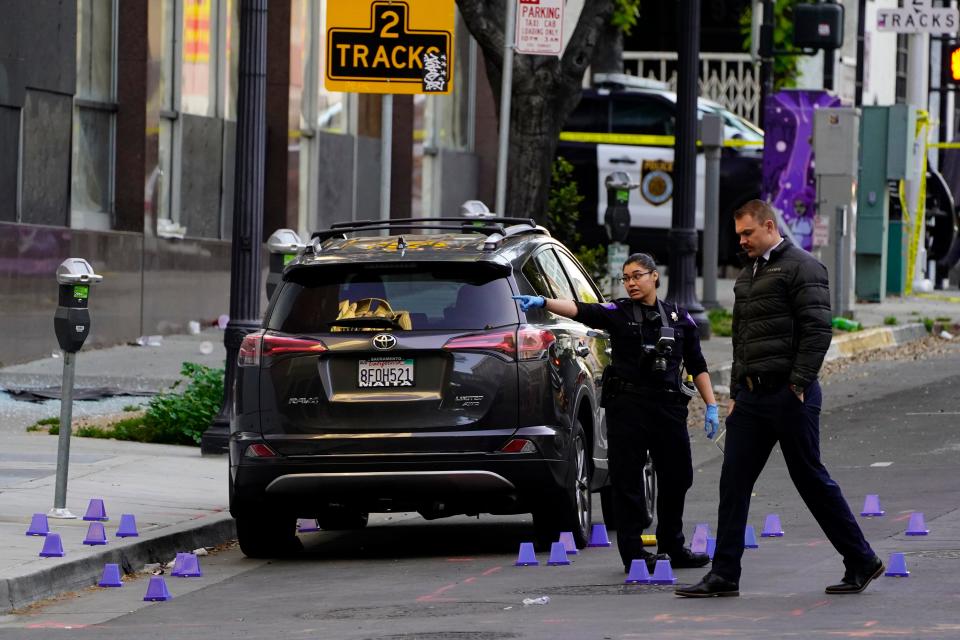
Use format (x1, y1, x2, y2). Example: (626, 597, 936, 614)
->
(623, 549, 669, 574)
(675, 572, 739, 598)
(825, 556, 884, 594)
(666, 546, 711, 569)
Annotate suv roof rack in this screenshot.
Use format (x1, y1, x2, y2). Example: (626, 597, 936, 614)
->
(592, 72, 669, 92)
(306, 217, 549, 252)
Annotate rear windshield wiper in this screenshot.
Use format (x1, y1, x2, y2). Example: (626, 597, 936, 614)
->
(327, 317, 405, 330)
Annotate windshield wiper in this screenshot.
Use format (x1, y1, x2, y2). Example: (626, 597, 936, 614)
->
(327, 317, 404, 330)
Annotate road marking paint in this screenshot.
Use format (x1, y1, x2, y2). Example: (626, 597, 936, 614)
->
(445, 557, 475, 562)
(893, 513, 913, 522)
(463, 577, 476, 584)
(416, 582, 458, 602)
(864, 621, 879, 627)
(870, 462, 894, 467)
(481, 566, 503, 576)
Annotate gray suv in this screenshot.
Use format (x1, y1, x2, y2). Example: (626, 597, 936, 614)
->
(229, 217, 631, 558)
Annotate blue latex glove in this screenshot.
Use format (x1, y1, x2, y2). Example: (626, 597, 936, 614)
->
(512, 295, 545, 312)
(704, 404, 719, 439)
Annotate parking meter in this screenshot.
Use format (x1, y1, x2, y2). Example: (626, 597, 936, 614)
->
(604, 172, 635, 243)
(55, 259, 102, 353)
(266, 229, 304, 301)
(50, 258, 102, 519)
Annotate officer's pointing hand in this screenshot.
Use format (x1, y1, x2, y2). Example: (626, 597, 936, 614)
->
(512, 295, 545, 312)
(704, 403, 720, 439)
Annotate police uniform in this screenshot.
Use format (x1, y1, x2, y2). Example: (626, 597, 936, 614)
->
(575, 297, 708, 568)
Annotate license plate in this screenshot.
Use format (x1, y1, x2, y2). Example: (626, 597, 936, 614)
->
(358, 357, 415, 388)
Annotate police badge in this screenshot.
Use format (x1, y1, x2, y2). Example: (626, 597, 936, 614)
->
(640, 159, 674, 206)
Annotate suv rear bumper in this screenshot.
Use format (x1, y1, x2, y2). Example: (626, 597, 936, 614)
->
(229, 432, 571, 517)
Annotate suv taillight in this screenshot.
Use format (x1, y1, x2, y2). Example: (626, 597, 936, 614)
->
(238, 332, 328, 367)
(517, 326, 556, 361)
(442, 326, 554, 361)
(443, 330, 516, 358)
(238, 331, 264, 367)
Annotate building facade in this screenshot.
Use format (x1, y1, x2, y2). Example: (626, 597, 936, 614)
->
(0, 0, 493, 365)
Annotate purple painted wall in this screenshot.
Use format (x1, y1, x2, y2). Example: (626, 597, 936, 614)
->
(761, 90, 841, 251)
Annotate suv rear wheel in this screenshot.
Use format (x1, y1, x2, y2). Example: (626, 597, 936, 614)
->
(533, 421, 591, 550)
(236, 513, 301, 558)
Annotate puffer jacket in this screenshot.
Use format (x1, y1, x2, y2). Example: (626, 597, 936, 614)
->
(729, 238, 832, 398)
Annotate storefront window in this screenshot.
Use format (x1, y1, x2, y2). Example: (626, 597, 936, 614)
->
(72, 0, 116, 225)
(181, 0, 215, 116)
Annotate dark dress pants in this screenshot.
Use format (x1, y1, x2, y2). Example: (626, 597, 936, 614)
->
(711, 381, 875, 582)
(606, 393, 692, 567)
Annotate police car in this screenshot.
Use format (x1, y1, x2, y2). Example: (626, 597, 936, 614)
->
(558, 74, 764, 265)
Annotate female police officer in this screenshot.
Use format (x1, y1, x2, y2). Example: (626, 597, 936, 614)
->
(513, 253, 719, 573)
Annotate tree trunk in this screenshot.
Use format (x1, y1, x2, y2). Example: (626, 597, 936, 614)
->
(591, 20, 624, 75)
(507, 89, 564, 219)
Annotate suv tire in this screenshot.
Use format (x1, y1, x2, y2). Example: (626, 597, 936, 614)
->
(533, 421, 592, 550)
(640, 459, 656, 530)
(236, 513, 301, 559)
(597, 459, 656, 532)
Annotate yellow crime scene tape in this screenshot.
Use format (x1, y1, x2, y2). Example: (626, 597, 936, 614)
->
(898, 111, 931, 296)
(558, 131, 763, 148)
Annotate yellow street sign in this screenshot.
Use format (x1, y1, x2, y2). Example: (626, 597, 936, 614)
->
(325, 0, 454, 95)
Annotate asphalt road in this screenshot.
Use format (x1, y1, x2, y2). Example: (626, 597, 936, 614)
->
(3, 345, 959, 639)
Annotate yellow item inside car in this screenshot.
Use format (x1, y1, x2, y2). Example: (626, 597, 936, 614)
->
(332, 297, 412, 332)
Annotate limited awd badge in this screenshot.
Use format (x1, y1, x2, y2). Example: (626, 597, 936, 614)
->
(372, 333, 397, 350)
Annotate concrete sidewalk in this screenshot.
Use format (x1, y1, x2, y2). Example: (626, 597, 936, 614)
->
(0, 279, 955, 613)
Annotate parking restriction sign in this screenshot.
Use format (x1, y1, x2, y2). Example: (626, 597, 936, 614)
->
(515, 0, 564, 56)
(325, 0, 454, 94)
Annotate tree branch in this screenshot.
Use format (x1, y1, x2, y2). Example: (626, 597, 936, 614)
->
(560, 0, 616, 83)
(456, 0, 503, 68)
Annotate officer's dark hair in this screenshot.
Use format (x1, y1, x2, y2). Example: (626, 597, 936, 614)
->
(623, 252, 660, 289)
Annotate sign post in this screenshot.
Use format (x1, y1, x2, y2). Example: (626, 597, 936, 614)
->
(876, 0, 957, 291)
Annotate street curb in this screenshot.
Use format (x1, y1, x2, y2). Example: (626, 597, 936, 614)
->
(708, 323, 930, 389)
(0, 513, 236, 614)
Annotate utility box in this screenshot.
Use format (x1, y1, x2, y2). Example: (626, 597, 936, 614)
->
(856, 105, 915, 302)
(814, 107, 860, 317)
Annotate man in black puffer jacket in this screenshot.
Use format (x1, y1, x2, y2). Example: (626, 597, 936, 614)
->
(677, 200, 882, 599)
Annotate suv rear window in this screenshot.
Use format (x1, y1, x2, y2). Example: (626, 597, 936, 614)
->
(268, 265, 519, 333)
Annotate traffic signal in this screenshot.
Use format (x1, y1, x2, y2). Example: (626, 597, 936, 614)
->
(794, 3, 844, 51)
(942, 40, 960, 89)
(950, 44, 960, 83)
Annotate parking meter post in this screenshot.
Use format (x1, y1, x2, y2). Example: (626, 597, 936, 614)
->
(701, 113, 724, 310)
(50, 259, 102, 519)
(51, 352, 76, 517)
(266, 229, 304, 301)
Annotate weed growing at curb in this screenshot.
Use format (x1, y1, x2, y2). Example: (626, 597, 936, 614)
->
(883, 316, 898, 326)
(24, 363, 223, 446)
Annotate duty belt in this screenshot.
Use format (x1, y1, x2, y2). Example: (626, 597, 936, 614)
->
(742, 374, 788, 392)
